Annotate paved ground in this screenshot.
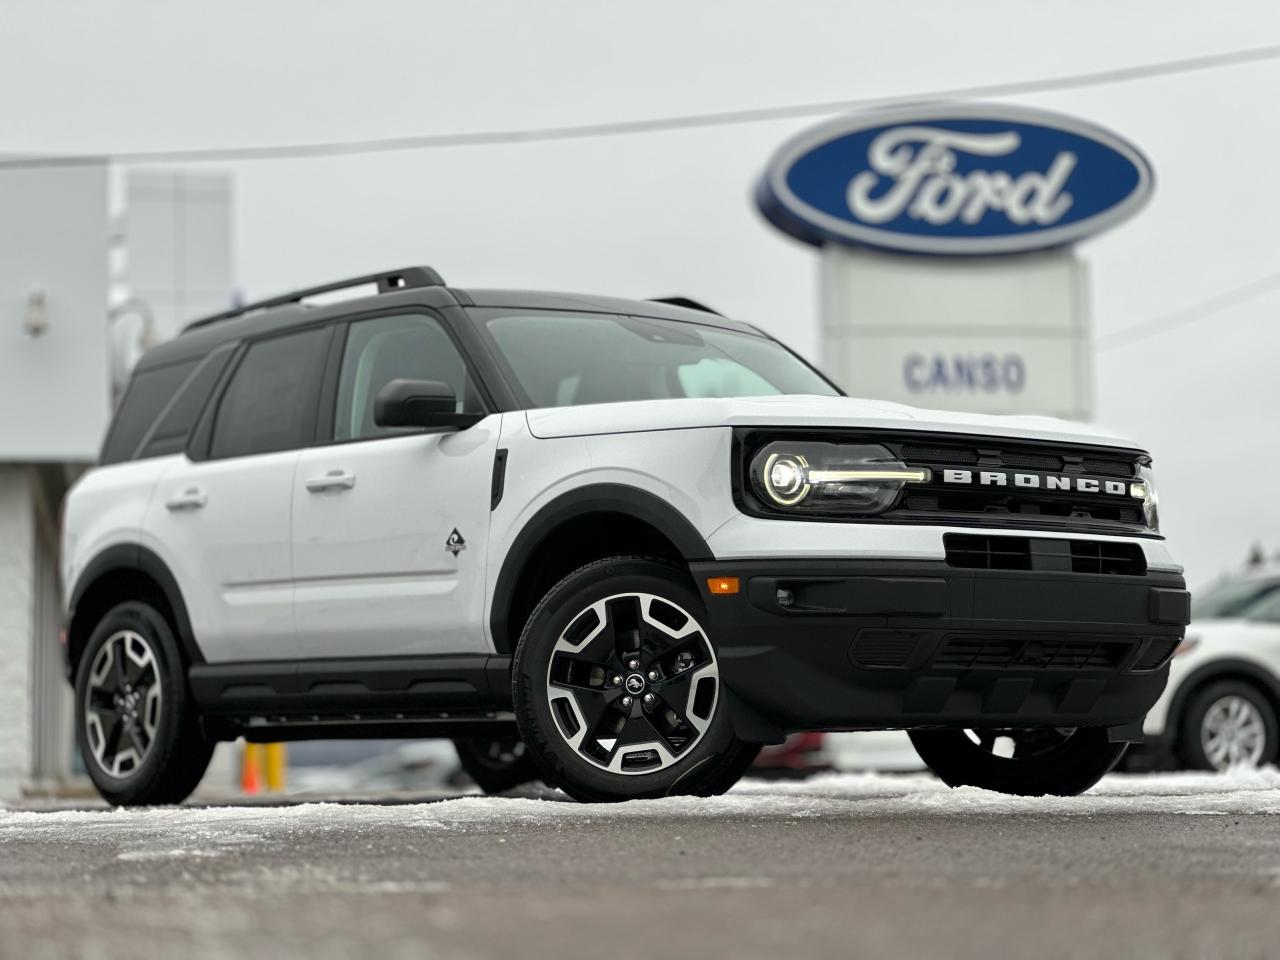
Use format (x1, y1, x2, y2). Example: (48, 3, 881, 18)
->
(4, 772, 1280, 960)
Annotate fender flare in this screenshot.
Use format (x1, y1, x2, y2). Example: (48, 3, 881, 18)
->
(67, 543, 203, 673)
(489, 483, 714, 653)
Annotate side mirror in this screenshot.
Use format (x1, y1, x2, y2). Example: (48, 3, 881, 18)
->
(373, 379, 483, 430)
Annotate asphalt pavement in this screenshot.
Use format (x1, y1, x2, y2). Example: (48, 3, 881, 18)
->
(4, 772, 1280, 960)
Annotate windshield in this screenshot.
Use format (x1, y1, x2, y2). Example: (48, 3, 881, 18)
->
(1192, 578, 1280, 620)
(478, 310, 839, 408)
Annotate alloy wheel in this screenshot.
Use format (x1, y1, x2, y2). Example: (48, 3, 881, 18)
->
(545, 592, 719, 775)
(1200, 695, 1267, 769)
(84, 630, 163, 779)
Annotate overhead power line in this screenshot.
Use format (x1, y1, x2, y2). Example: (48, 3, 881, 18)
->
(1098, 270, 1280, 350)
(1, 43, 1279, 170)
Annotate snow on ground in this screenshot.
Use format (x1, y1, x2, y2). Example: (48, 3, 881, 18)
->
(3, 770, 1280, 847)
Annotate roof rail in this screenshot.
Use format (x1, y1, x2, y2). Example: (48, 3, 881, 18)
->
(647, 296, 723, 317)
(183, 266, 446, 332)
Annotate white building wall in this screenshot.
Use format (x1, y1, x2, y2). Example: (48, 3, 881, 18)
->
(0, 467, 34, 798)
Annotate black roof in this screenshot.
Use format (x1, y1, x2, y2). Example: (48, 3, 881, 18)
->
(137, 266, 763, 372)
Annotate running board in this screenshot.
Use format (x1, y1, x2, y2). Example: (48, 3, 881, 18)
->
(189, 654, 513, 717)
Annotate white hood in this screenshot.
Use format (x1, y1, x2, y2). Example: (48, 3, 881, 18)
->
(525, 394, 1139, 448)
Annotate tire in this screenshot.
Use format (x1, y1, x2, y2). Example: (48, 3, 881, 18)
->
(453, 738, 541, 794)
(1179, 680, 1279, 771)
(513, 556, 750, 802)
(74, 601, 213, 806)
(908, 727, 1128, 797)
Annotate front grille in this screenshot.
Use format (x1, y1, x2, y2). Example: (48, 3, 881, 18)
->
(1068, 540, 1148, 576)
(934, 636, 1133, 671)
(944, 534, 1031, 571)
(944, 534, 1147, 575)
(885, 436, 1151, 535)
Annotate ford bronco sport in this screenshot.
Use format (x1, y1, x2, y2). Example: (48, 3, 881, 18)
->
(62, 266, 1190, 805)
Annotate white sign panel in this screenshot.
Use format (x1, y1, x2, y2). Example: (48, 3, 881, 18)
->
(818, 245, 1091, 420)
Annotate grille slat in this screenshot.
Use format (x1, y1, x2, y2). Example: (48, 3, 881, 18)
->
(944, 534, 1147, 576)
(933, 636, 1133, 671)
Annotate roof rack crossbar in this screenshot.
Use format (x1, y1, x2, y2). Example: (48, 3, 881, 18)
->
(183, 265, 446, 332)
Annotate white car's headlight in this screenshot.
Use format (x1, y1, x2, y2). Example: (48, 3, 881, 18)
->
(749, 441, 930, 515)
(1130, 464, 1159, 533)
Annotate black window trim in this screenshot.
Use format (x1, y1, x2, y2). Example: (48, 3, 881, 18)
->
(310, 304, 498, 449)
(99, 356, 201, 465)
(188, 320, 337, 463)
(131, 342, 238, 462)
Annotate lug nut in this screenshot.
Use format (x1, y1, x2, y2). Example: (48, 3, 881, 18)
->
(647, 670, 658, 681)
(643, 693, 655, 705)
(627, 659, 639, 670)
(611, 675, 623, 686)
(621, 696, 634, 708)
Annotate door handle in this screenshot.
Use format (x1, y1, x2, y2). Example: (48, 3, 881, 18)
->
(305, 470, 356, 493)
(165, 487, 207, 511)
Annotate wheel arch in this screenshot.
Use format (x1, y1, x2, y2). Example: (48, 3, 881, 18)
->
(489, 483, 714, 655)
(1168, 658, 1280, 744)
(66, 544, 202, 682)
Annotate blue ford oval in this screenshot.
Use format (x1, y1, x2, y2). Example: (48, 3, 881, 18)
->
(756, 103, 1154, 256)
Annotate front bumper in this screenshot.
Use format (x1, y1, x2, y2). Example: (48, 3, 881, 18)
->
(690, 558, 1190, 740)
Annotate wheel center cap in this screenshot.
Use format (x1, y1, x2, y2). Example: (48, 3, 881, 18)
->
(625, 674, 646, 694)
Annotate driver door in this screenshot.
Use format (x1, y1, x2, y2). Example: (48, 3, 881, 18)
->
(291, 312, 497, 659)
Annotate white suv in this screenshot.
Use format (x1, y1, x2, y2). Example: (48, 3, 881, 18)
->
(62, 267, 1190, 805)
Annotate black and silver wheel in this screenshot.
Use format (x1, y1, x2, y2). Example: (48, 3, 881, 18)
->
(514, 557, 752, 802)
(74, 601, 213, 806)
(1180, 681, 1278, 771)
(908, 726, 1128, 796)
(453, 738, 541, 794)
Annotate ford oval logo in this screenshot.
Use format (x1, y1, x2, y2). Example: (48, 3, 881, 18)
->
(755, 103, 1154, 256)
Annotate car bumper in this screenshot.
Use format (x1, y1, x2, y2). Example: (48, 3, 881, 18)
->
(690, 558, 1190, 740)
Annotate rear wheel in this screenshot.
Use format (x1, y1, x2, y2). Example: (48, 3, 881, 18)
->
(514, 557, 750, 802)
(908, 727, 1127, 796)
(453, 738, 540, 794)
(75, 601, 213, 806)
(1180, 681, 1278, 771)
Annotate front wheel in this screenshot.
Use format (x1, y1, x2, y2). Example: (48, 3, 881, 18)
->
(909, 727, 1127, 796)
(513, 557, 750, 802)
(1179, 681, 1279, 771)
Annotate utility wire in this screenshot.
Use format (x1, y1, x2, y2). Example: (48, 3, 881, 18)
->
(1, 43, 1278, 169)
(1098, 270, 1280, 351)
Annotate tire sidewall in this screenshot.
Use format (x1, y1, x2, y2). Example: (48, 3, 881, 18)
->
(74, 601, 192, 805)
(1180, 680, 1279, 770)
(513, 558, 738, 802)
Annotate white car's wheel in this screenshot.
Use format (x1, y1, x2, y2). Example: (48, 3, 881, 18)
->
(1181, 681, 1279, 771)
(513, 557, 754, 802)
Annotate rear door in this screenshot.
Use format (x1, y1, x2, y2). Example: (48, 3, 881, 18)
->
(291, 311, 498, 658)
(145, 324, 332, 662)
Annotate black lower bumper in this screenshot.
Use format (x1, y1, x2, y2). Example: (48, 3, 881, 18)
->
(690, 558, 1190, 741)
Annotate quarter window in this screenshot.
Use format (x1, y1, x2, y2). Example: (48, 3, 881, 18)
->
(210, 326, 329, 459)
(333, 314, 481, 442)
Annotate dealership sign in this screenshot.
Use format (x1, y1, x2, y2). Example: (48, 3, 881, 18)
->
(756, 103, 1153, 255)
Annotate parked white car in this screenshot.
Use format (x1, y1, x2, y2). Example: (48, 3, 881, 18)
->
(1140, 572, 1280, 770)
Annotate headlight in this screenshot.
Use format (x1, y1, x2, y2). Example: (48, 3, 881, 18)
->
(1130, 464, 1159, 532)
(749, 441, 930, 515)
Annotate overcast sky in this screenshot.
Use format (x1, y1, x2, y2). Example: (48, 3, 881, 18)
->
(3, 0, 1279, 589)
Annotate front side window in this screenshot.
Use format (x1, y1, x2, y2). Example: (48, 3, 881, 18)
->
(210, 326, 329, 459)
(477, 310, 838, 408)
(333, 313, 481, 442)
(1192, 579, 1280, 620)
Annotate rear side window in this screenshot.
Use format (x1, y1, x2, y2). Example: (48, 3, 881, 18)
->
(100, 360, 199, 465)
(210, 326, 330, 459)
(137, 347, 234, 459)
